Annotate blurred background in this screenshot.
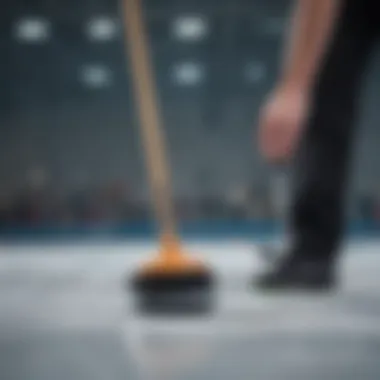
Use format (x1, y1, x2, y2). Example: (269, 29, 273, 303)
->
(2, 2, 380, 380)
(1, 0, 380, 239)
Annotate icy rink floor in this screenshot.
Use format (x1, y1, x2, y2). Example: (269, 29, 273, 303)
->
(0, 240, 380, 380)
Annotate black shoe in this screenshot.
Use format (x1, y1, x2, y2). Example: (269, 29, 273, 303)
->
(255, 252, 336, 291)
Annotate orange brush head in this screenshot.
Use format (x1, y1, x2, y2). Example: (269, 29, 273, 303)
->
(138, 235, 209, 277)
(131, 235, 214, 315)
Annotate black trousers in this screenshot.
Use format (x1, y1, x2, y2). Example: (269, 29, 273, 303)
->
(289, 0, 379, 260)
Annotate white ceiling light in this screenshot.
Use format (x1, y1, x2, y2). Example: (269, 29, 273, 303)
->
(172, 62, 205, 86)
(80, 65, 113, 88)
(261, 17, 284, 36)
(14, 17, 51, 43)
(245, 62, 266, 83)
(86, 17, 118, 42)
(172, 16, 208, 42)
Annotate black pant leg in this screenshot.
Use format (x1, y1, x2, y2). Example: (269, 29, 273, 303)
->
(289, 0, 377, 260)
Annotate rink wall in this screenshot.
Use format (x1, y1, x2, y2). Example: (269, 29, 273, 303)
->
(0, 220, 379, 242)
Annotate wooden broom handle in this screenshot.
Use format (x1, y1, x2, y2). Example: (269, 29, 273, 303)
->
(122, 0, 178, 241)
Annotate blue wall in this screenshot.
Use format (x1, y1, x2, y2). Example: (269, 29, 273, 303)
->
(0, 220, 379, 243)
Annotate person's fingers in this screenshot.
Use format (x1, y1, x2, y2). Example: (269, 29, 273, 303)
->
(264, 122, 296, 163)
(260, 114, 284, 159)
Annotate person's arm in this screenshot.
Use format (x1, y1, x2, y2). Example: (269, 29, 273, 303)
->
(280, 0, 343, 90)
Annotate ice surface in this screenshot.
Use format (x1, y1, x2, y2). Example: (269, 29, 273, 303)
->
(0, 240, 380, 380)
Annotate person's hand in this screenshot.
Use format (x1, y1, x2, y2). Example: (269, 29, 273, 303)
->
(258, 84, 311, 163)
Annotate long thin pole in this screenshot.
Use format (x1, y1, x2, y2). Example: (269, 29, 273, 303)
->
(122, 0, 179, 252)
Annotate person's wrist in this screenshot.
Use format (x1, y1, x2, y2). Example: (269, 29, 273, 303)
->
(278, 74, 312, 95)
